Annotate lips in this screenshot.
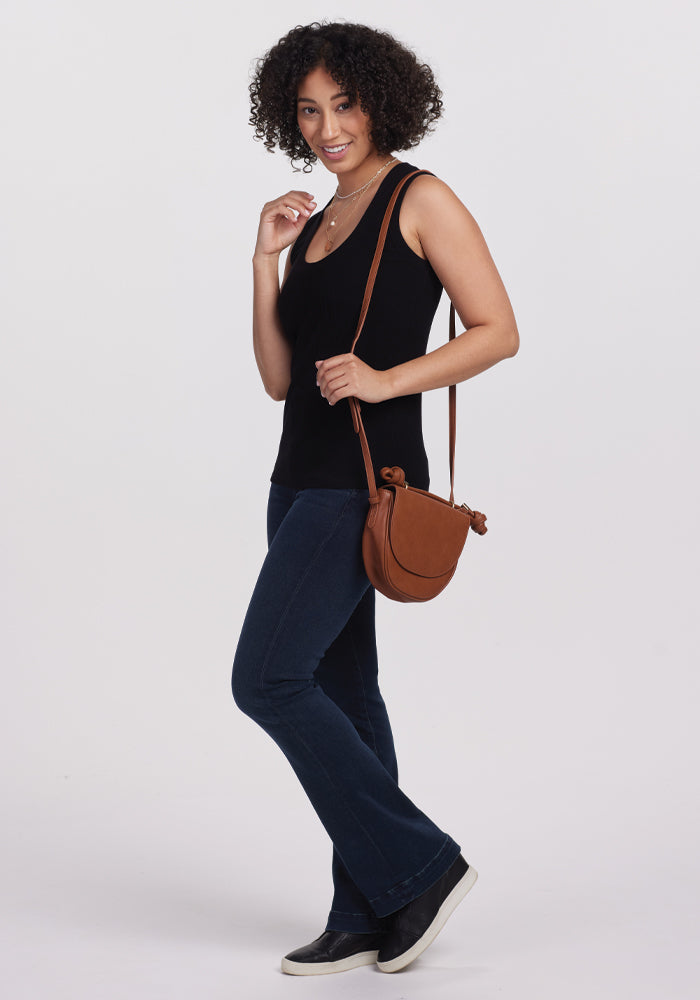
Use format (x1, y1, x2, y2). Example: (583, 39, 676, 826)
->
(320, 142, 351, 160)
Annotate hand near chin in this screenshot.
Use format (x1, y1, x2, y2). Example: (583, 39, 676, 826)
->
(315, 354, 392, 405)
(254, 192, 317, 257)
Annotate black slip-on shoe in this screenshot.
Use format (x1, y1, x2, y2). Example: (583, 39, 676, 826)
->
(377, 854, 478, 973)
(281, 929, 386, 976)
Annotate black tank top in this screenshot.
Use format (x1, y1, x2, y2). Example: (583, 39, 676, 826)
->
(271, 162, 443, 491)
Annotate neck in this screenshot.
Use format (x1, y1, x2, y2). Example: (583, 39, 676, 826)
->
(335, 155, 397, 198)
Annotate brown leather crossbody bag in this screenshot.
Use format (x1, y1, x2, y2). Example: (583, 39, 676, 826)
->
(348, 170, 487, 602)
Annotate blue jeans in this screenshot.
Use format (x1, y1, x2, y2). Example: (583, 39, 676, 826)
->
(232, 484, 461, 931)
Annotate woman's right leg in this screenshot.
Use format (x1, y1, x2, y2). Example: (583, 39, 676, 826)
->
(267, 485, 398, 933)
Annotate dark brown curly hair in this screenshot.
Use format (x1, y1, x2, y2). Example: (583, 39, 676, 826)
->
(249, 22, 443, 171)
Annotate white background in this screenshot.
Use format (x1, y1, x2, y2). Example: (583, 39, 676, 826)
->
(1, 1, 698, 997)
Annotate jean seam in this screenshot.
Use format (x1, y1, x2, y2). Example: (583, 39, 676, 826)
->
(257, 490, 393, 870)
(256, 489, 356, 699)
(347, 616, 379, 756)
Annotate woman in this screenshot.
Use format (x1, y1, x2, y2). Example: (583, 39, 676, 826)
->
(232, 22, 518, 976)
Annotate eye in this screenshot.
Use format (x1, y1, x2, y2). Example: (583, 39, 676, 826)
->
(336, 102, 352, 112)
(299, 106, 317, 117)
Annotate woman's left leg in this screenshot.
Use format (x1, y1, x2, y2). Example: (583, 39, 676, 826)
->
(314, 585, 399, 933)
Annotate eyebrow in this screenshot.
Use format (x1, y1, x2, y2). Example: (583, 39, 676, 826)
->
(296, 92, 349, 104)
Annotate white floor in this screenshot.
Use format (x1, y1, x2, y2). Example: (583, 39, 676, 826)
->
(3, 769, 698, 1000)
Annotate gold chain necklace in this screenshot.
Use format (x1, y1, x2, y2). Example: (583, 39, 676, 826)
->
(334, 157, 396, 199)
(324, 190, 363, 253)
(324, 158, 397, 254)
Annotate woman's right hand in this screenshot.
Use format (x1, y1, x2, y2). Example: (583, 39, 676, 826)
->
(254, 191, 317, 258)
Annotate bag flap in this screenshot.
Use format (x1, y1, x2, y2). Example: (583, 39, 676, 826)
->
(386, 487, 470, 578)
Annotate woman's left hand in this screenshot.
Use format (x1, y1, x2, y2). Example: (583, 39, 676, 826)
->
(315, 354, 391, 405)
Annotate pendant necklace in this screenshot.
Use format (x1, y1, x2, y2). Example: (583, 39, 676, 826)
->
(324, 190, 362, 253)
(324, 157, 397, 254)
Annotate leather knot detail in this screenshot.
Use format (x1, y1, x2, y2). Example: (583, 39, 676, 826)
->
(380, 466, 406, 486)
(469, 510, 488, 535)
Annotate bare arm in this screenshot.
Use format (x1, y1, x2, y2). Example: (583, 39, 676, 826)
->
(253, 190, 316, 401)
(315, 176, 519, 405)
(252, 252, 291, 402)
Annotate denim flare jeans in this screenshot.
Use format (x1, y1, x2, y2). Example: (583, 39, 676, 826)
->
(232, 484, 461, 932)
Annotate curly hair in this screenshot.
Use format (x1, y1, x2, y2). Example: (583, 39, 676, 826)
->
(249, 22, 443, 171)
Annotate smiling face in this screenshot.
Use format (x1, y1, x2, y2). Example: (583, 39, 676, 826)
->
(296, 65, 381, 182)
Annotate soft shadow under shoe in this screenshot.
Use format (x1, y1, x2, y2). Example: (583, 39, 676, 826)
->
(377, 854, 478, 973)
(281, 929, 386, 976)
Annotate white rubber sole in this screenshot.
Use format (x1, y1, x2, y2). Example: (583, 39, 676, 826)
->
(377, 865, 478, 974)
(281, 949, 380, 976)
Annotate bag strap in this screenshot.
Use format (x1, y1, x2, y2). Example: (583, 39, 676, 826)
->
(348, 170, 459, 506)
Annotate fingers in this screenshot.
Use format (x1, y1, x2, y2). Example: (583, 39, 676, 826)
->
(315, 355, 388, 406)
(323, 372, 352, 406)
(262, 191, 317, 224)
(315, 354, 350, 373)
(315, 355, 355, 406)
(256, 191, 317, 256)
(322, 382, 351, 406)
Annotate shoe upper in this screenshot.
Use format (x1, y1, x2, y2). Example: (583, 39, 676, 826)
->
(285, 929, 385, 964)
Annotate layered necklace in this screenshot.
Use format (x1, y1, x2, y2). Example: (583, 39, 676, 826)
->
(324, 157, 396, 253)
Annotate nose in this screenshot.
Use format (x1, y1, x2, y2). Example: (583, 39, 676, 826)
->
(319, 111, 341, 143)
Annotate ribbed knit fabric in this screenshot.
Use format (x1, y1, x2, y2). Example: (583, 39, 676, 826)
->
(271, 162, 443, 491)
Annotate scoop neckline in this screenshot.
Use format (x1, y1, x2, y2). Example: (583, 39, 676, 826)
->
(302, 161, 407, 266)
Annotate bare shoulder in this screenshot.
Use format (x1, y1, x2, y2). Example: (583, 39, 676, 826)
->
(404, 172, 460, 207)
(399, 173, 485, 258)
(398, 171, 517, 335)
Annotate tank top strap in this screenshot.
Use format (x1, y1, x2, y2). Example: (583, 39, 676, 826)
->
(390, 166, 435, 215)
(359, 161, 429, 236)
(383, 166, 436, 253)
